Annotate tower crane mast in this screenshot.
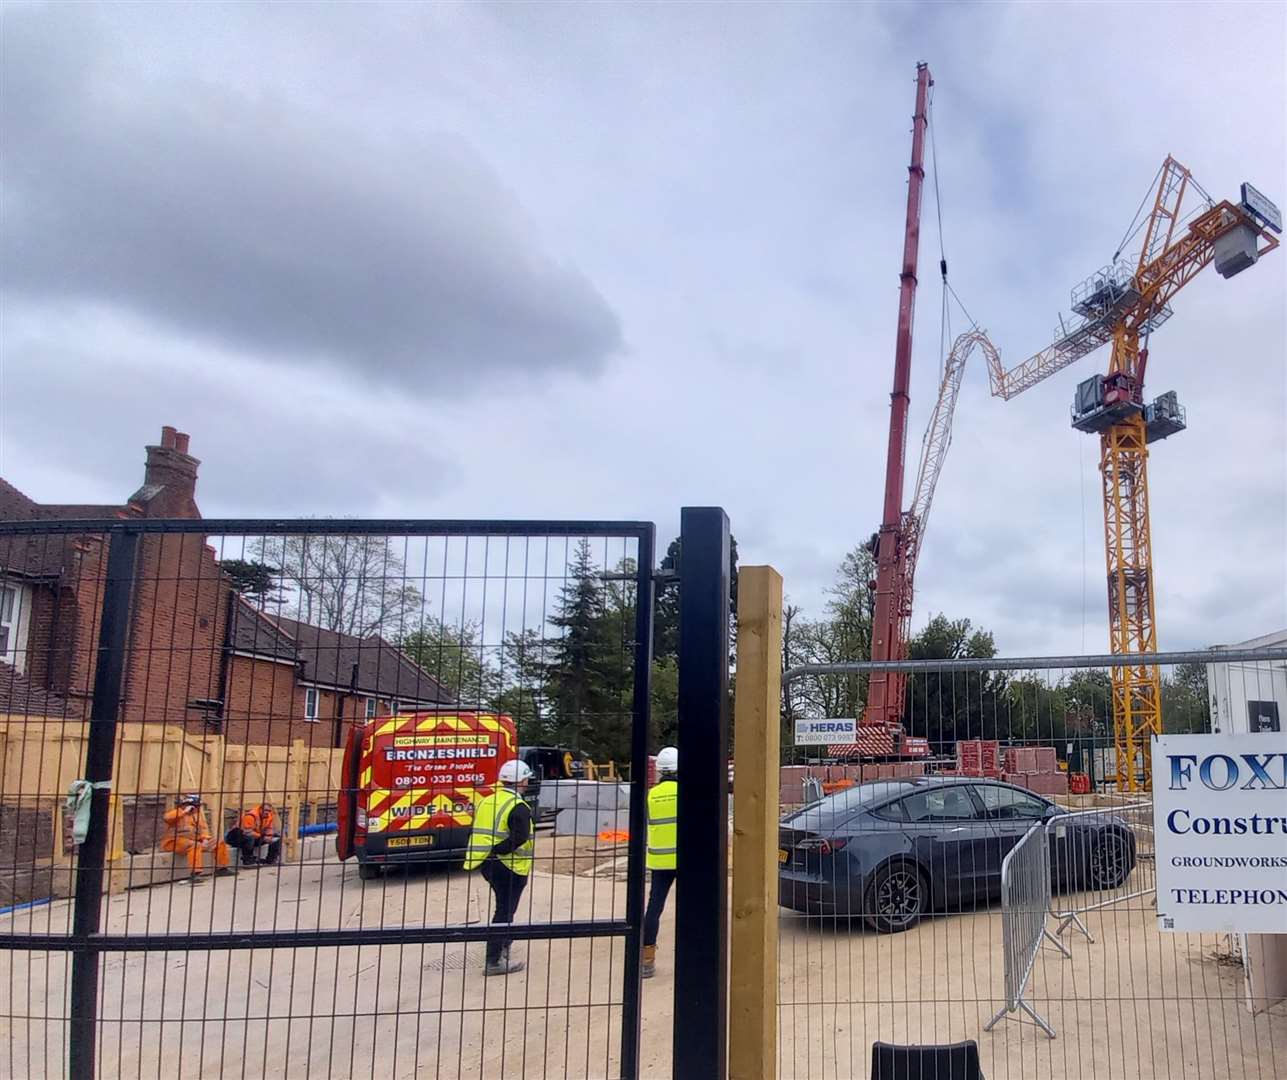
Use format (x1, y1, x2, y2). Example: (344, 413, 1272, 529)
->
(993, 158, 1280, 790)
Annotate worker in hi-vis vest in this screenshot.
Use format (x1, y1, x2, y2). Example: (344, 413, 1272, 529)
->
(465, 758, 535, 976)
(643, 745, 679, 978)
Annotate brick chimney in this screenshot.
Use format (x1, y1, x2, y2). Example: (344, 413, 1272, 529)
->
(129, 426, 201, 518)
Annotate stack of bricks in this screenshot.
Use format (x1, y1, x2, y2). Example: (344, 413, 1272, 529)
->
(954, 740, 1001, 778)
(1003, 745, 1067, 796)
(779, 760, 927, 805)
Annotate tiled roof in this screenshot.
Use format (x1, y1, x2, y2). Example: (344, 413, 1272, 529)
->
(0, 478, 126, 580)
(230, 598, 300, 662)
(230, 606, 454, 706)
(0, 661, 82, 718)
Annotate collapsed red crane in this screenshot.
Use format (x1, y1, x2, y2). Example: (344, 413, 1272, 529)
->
(863, 62, 933, 746)
(837, 64, 1003, 758)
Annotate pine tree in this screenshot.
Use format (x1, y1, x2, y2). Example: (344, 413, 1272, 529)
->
(220, 559, 282, 605)
(544, 539, 615, 754)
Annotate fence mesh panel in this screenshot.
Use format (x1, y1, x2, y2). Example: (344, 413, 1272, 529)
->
(777, 652, 1287, 1080)
(0, 519, 654, 1079)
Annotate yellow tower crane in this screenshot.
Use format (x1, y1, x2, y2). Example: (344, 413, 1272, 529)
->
(989, 160, 1280, 791)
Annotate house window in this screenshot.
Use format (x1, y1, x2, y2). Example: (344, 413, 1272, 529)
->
(0, 585, 18, 662)
(365, 697, 377, 720)
(304, 687, 320, 722)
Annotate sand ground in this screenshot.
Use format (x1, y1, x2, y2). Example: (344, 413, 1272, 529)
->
(1, 834, 1283, 1078)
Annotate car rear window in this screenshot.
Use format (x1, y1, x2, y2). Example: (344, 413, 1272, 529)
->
(787, 780, 917, 830)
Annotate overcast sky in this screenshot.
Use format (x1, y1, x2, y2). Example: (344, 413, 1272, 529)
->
(2, 2, 1284, 655)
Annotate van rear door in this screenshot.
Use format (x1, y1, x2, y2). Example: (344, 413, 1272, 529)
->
(335, 725, 363, 860)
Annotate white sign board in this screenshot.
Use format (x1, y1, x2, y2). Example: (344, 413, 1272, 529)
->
(1153, 733, 1287, 933)
(794, 718, 857, 746)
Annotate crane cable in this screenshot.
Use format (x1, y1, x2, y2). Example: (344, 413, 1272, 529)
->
(926, 86, 979, 385)
(1112, 161, 1217, 264)
(1112, 160, 1166, 263)
(927, 84, 950, 383)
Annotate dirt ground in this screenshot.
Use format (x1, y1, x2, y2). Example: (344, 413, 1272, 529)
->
(2, 833, 1285, 1079)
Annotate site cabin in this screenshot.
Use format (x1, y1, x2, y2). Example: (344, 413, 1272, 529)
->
(336, 710, 519, 879)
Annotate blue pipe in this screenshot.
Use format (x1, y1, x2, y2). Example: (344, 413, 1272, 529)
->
(298, 822, 338, 836)
(0, 896, 52, 917)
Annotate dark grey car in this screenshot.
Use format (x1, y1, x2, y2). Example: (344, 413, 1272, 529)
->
(778, 776, 1136, 933)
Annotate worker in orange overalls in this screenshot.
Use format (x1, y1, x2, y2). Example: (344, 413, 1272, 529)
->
(161, 794, 232, 880)
(227, 801, 281, 867)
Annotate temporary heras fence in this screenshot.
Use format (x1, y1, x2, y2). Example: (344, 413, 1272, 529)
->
(769, 645, 1287, 1080)
(0, 517, 662, 1080)
(1045, 797, 1156, 943)
(983, 822, 1065, 1038)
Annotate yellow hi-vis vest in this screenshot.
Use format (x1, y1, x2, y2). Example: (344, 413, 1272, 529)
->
(646, 780, 678, 870)
(465, 788, 534, 875)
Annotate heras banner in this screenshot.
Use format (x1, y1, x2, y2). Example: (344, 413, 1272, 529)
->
(795, 718, 857, 746)
(1153, 732, 1287, 933)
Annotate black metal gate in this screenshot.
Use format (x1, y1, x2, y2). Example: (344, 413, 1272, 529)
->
(0, 517, 666, 1078)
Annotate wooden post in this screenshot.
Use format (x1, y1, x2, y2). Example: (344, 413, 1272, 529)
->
(288, 738, 305, 862)
(729, 566, 782, 1080)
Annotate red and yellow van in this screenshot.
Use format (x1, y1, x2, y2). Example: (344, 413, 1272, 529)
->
(336, 710, 518, 879)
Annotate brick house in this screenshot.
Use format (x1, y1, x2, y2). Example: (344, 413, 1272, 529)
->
(0, 426, 452, 747)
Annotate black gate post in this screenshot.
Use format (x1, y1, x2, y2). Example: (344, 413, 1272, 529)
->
(69, 527, 138, 1080)
(620, 525, 655, 1080)
(674, 507, 730, 1080)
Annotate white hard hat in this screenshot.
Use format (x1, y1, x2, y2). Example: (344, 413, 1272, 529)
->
(656, 746, 679, 774)
(498, 759, 533, 784)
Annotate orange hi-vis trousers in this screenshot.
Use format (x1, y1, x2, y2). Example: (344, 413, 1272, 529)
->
(160, 807, 230, 874)
(161, 835, 230, 873)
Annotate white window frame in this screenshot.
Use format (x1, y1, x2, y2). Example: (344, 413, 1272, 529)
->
(0, 585, 16, 660)
(365, 696, 377, 720)
(304, 687, 320, 722)
(0, 583, 29, 671)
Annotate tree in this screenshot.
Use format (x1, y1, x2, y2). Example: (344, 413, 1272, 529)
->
(219, 559, 282, 605)
(1162, 661, 1211, 733)
(653, 534, 740, 663)
(400, 618, 499, 707)
(493, 628, 553, 745)
(780, 602, 803, 743)
(542, 539, 626, 758)
(650, 656, 680, 747)
(1003, 675, 1062, 744)
(256, 531, 423, 638)
(777, 545, 877, 739)
(903, 614, 1003, 751)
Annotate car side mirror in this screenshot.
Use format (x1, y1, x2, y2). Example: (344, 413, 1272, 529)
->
(1044, 804, 1062, 819)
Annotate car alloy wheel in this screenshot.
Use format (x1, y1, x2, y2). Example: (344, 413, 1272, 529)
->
(1089, 833, 1129, 889)
(867, 863, 926, 933)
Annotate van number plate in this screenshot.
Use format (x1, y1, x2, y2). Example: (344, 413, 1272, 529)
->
(387, 835, 434, 849)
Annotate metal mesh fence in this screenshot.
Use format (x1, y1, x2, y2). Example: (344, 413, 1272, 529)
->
(776, 651, 1287, 1080)
(0, 518, 655, 1079)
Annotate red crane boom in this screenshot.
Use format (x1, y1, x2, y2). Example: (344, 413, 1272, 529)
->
(864, 62, 932, 738)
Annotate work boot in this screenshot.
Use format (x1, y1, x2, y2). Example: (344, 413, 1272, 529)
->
(642, 945, 657, 979)
(484, 945, 526, 977)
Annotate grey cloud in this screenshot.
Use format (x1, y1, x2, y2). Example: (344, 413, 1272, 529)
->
(0, 8, 622, 395)
(0, 323, 458, 513)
